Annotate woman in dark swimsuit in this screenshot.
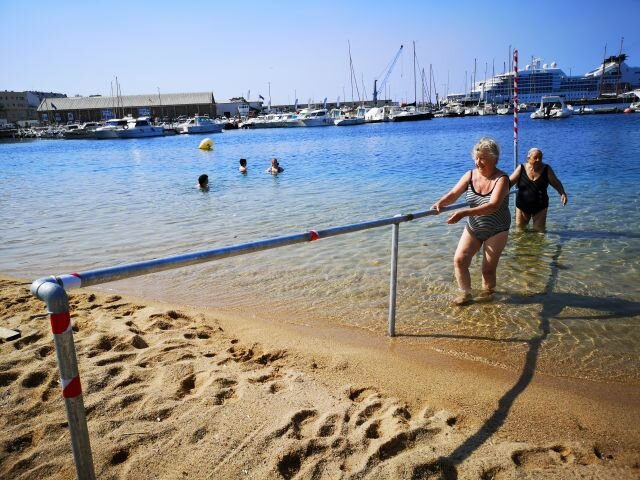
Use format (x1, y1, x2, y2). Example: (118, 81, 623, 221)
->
(509, 148, 568, 232)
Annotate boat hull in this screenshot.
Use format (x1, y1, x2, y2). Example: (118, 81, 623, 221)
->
(116, 127, 164, 138)
(391, 112, 433, 122)
(182, 125, 224, 134)
(334, 118, 364, 126)
(94, 129, 120, 139)
(300, 118, 334, 127)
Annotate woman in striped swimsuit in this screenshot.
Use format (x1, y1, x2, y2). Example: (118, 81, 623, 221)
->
(432, 138, 511, 306)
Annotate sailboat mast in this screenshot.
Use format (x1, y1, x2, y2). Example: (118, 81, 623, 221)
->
(598, 44, 607, 98)
(115, 76, 121, 118)
(421, 68, 425, 107)
(616, 37, 624, 95)
(413, 40, 417, 106)
(473, 58, 477, 101)
(429, 64, 433, 105)
(348, 40, 355, 105)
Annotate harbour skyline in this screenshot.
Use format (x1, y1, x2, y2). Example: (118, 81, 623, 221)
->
(1, 0, 639, 105)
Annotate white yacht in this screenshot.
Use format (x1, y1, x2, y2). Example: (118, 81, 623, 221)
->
(466, 55, 640, 105)
(333, 107, 365, 126)
(95, 118, 129, 139)
(298, 109, 334, 127)
(477, 104, 496, 116)
(283, 109, 310, 127)
(496, 104, 513, 115)
(116, 117, 164, 138)
(530, 96, 573, 119)
(241, 114, 275, 129)
(270, 113, 300, 127)
(177, 116, 224, 134)
(364, 105, 395, 123)
(626, 89, 640, 112)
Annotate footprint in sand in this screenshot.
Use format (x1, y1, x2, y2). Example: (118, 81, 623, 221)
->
(270, 390, 456, 479)
(21, 370, 48, 388)
(511, 444, 577, 470)
(270, 409, 318, 441)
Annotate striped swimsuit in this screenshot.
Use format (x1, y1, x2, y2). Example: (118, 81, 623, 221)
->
(465, 170, 511, 242)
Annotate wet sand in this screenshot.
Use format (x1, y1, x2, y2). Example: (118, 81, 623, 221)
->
(1, 275, 639, 479)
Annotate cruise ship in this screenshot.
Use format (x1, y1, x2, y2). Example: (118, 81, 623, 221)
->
(458, 54, 640, 104)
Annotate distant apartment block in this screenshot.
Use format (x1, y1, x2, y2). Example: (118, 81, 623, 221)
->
(0, 90, 65, 126)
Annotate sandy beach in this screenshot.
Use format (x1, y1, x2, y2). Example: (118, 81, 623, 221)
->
(1, 274, 639, 479)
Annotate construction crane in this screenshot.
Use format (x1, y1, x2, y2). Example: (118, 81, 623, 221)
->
(373, 45, 404, 105)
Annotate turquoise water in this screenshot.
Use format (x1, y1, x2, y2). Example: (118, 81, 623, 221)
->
(2, 115, 639, 381)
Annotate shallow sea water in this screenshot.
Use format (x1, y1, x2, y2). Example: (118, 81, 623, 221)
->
(2, 114, 639, 381)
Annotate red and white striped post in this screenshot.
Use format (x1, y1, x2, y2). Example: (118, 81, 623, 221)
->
(513, 49, 519, 171)
(31, 278, 96, 480)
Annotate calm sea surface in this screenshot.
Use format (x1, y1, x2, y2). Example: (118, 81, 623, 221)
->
(2, 114, 639, 382)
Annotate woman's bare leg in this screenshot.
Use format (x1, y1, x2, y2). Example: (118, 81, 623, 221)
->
(480, 231, 509, 293)
(515, 208, 531, 229)
(531, 208, 548, 232)
(453, 227, 482, 304)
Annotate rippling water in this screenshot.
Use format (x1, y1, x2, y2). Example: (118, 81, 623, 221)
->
(2, 114, 639, 382)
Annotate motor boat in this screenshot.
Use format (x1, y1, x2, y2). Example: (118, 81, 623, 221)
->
(63, 122, 101, 139)
(530, 96, 573, 119)
(115, 117, 164, 138)
(298, 109, 334, 127)
(240, 114, 278, 129)
(176, 115, 224, 134)
(390, 106, 434, 122)
(477, 104, 497, 116)
(496, 104, 513, 115)
(364, 105, 395, 123)
(94, 118, 129, 139)
(274, 112, 300, 127)
(625, 89, 640, 112)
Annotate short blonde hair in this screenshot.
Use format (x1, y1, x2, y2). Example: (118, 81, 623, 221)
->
(472, 137, 500, 162)
(527, 147, 543, 159)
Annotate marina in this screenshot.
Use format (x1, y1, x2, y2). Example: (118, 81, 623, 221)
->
(3, 95, 639, 140)
(2, 113, 639, 382)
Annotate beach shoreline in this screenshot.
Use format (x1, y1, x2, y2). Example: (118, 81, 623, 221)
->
(1, 274, 639, 479)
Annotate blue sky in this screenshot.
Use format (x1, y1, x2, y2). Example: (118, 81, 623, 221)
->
(1, 0, 639, 104)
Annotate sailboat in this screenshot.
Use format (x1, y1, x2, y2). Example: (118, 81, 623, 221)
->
(335, 41, 366, 126)
(391, 41, 433, 122)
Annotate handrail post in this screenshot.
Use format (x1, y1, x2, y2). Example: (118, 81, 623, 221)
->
(388, 219, 400, 337)
(31, 278, 96, 480)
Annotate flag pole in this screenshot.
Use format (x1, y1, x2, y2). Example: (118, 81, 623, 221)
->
(513, 49, 518, 172)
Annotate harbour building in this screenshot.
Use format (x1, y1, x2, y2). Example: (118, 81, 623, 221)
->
(36, 92, 263, 125)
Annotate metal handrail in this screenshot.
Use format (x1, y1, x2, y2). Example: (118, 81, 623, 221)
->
(39, 202, 467, 291)
(30, 200, 469, 480)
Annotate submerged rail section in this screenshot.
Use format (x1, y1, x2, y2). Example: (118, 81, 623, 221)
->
(31, 201, 467, 479)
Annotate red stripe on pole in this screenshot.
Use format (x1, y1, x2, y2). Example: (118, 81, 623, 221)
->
(50, 311, 71, 334)
(309, 230, 320, 241)
(70, 272, 81, 278)
(62, 376, 82, 398)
